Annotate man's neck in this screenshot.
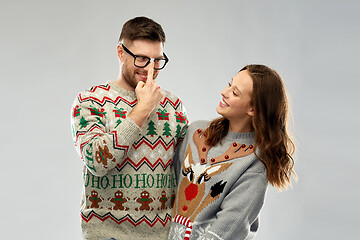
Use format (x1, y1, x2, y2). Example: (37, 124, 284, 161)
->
(114, 77, 135, 91)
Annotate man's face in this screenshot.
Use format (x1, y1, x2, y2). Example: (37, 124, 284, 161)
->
(118, 39, 164, 90)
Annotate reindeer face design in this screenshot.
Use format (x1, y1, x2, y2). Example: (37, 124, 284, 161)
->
(174, 129, 254, 222)
(176, 145, 232, 221)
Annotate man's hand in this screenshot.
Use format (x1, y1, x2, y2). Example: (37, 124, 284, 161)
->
(128, 62, 163, 127)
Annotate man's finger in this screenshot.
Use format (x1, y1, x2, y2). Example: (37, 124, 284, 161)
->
(146, 61, 155, 84)
(135, 81, 145, 95)
(136, 81, 145, 89)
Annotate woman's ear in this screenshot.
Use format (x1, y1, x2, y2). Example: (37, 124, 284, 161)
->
(247, 107, 255, 117)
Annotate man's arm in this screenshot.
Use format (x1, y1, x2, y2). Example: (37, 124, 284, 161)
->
(71, 62, 163, 176)
(71, 96, 141, 177)
(128, 61, 163, 128)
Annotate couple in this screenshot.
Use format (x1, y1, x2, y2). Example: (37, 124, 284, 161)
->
(71, 16, 295, 240)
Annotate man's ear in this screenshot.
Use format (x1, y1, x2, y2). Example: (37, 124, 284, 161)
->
(117, 44, 124, 61)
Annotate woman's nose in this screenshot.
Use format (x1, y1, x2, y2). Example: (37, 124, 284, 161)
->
(221, 87, 229, 97)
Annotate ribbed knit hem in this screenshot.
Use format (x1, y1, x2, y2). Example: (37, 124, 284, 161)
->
(224, 131, 255, 142)
(108, 81, 137, 98)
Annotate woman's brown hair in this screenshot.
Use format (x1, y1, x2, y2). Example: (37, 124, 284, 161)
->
(204, 64, 296, 190)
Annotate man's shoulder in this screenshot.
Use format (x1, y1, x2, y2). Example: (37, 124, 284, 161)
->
(161, 89, 185, 108)
(161, 89, 180, 100)
(78, 82, 112, 97)
(76, 82, 130, 106)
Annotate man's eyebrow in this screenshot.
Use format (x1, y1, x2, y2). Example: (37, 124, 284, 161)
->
(155, 54, 165, 59)
(135, 52, 164, 59)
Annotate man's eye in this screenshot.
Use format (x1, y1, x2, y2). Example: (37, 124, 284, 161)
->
(137, 56, 148, 62)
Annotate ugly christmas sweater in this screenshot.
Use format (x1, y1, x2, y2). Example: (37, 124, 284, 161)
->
(71, 81, 188, 240)
(168, 120, 268, 240)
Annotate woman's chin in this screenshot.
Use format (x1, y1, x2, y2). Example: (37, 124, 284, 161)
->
(216, 106, 225, 116)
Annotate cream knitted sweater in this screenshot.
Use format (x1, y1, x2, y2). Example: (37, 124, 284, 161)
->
(71, 81, 188, 240)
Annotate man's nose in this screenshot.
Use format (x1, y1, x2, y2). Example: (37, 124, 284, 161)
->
(143, 59, 155, 71)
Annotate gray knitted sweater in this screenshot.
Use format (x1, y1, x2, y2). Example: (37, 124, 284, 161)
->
(168, 120, 268, 240)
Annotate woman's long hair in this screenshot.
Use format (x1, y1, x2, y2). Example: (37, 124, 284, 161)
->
(204, 64, 296, 190)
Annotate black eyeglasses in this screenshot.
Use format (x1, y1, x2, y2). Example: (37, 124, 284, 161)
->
(121, 44, 169, 70)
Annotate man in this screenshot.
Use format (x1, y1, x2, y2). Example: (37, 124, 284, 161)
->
(71, 16, 188, 240)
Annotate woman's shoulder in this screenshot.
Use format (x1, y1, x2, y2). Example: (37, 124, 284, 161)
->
(188, 120, 209, 132)
(246, 156, 267, 174)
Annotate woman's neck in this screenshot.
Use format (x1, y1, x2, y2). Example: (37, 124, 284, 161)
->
(228, 118, 252, 133)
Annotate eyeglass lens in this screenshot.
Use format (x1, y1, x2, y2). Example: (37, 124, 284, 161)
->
(134, 57, 166, 69)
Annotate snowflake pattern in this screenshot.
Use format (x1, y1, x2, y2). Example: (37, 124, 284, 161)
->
(171, 225, 185, 240)
(196, 224, 213, 240)
(132, 152, 139, 159)
(109, 119, 115, 127)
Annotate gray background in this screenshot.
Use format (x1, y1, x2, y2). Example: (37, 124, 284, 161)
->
(1, 0, 359, 239)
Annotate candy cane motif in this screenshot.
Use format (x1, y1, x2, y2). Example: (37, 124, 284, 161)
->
(174, 215, 192, 240)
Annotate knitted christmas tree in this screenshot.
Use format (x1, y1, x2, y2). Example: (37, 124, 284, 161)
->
(162, 122, 172, 137)
(146, 120, 157, 137)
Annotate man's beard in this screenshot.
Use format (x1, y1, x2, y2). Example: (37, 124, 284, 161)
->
(121, 64, 138, 90)
(121, 61, 158, 90)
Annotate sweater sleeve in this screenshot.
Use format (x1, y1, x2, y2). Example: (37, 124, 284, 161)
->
(71, 94, 141, 177)
(204, 170, 268, 240)
(173, 103, 189, 182)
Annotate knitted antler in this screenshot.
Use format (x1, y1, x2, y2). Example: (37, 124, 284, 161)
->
(192, 129, 254, 165)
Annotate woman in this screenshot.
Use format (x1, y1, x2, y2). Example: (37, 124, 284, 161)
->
(168, 64, 296, 240)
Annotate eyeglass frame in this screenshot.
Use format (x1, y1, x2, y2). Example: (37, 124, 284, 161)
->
(120, 43, 169, 70)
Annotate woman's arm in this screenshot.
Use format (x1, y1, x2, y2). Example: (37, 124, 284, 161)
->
(205, 170, 268, 240)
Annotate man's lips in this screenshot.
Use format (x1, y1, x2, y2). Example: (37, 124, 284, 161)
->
(137, 72, 147, 80)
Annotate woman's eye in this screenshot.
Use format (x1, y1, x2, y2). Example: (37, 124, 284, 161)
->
(233, 91, 238, 96)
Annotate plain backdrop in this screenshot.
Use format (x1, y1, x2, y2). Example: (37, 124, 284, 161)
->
(1, 0, 359, 239)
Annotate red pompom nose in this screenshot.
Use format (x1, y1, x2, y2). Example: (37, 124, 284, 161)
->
(185, 183, 198, 201)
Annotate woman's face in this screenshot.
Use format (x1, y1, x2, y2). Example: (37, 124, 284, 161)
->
(216, 70, 254, 130)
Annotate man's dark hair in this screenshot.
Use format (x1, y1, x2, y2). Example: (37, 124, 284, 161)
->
(119, 16, 166, 43)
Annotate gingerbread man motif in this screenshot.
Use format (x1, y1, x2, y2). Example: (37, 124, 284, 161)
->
(87, 190, 104, 209)
(95, 140, 116, 168)
(108, 190, 129, 210)
(158, 190, 168, 210)
(134, 191, 155, 211)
